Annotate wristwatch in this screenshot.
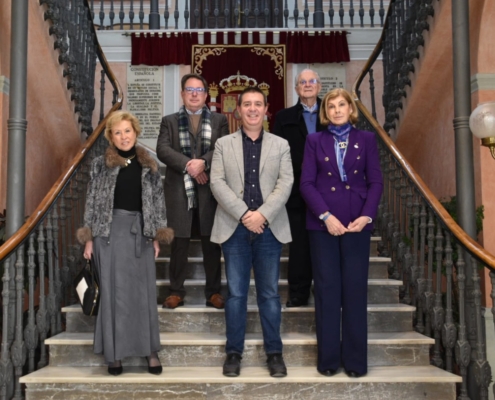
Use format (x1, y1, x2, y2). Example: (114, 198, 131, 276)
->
(319, 212, 331, 222)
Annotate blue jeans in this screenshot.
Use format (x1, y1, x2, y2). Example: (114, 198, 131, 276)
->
(222, 224, 283, 355)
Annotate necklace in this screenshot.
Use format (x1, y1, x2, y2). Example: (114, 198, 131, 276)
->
(124, 154, 136, 166)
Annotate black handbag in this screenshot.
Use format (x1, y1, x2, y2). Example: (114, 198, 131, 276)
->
(74, 258, 100, 316)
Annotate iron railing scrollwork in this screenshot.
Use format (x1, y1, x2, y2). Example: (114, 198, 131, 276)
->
(0, 0, 122, 398)
(354, 0, 494, 398)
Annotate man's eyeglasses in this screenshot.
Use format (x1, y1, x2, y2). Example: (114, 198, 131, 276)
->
(184, 87, 206, 93)
(298, 79, 319, 86)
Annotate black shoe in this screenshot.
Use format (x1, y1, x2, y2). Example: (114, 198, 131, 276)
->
(345, 370, 366, 378)
(318, 368, 337, 377)
(108, 366, 123, 376)
(223, 353, 242, 377)
(286, 297, 308, 307)
(147, 355, 163, 375)
(267, 353, 287, 377)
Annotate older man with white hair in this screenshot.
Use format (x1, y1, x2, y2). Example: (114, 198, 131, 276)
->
(273, 69, 324, 307)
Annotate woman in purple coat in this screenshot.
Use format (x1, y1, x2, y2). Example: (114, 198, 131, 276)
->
(300, 88, 383, 377)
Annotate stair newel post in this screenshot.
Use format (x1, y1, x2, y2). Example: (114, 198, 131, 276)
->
(0, 255, 14, 400)
(455, 247, 471, 400)
(52, 205, 63, 334)
(25, 234, 39, 374)
(12, 247, 26, 400)
(149, 0, 160, 29)
(36, 224, 48, 369)
(469, 254, 491, 400)
(442, 230, 456, 373)
(431, 221, 444, 368)
(46, 212, 57, 337)
(423, 209, 434, 338)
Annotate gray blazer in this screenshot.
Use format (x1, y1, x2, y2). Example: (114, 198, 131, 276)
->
(156, 112, 229, 238)
(210, 129, 294, 244)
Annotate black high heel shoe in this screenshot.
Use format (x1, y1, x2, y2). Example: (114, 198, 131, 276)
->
(108, 361, 123, 376)
(147, 356, 163, 375)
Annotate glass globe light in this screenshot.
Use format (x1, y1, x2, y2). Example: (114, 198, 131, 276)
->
(470, 102, 495, 159)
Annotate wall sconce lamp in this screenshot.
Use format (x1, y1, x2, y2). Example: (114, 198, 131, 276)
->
(470, 102, 495, 160)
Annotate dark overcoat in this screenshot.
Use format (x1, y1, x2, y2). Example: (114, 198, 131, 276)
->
(272, 98, 324, 209)
(156, 112, 229, 237)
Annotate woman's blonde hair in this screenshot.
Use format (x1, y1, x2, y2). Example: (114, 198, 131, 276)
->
(104, 110, 142, 144)
(319, 88, 359, 126)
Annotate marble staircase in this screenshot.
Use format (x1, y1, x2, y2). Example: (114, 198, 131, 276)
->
(20, 237, 461, 399)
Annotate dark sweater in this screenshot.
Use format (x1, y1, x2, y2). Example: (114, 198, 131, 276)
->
(113, 147, 142, 212)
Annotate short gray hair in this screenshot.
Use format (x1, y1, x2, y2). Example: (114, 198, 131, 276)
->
(294, 69, 321, 87)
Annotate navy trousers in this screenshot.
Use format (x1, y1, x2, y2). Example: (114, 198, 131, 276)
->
(309, 230, 371, 375)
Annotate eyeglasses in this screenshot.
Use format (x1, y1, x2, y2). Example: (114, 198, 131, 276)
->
(298, 79, 319, 86)
(184, 87, 206, 93)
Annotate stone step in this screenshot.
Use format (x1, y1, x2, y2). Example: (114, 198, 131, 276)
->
(158, 236, 381, 258)
(46, 331, 433, 368)
(155, 278, 401, 305)
(155, 256, 391, 280)
(64, 303, 415, 334)
(20, 365, 460, 400)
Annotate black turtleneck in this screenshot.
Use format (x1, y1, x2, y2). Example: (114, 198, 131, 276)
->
(113, 147, 143, 212)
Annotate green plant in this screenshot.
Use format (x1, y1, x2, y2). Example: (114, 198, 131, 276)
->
(440, 196, 484, 235)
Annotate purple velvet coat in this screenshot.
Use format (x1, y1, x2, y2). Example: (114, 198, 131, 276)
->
(300, 127, 383, 231)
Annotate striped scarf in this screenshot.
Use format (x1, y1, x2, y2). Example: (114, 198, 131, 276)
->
(328, 123, 352, 182)
(178, 105, 212, 210)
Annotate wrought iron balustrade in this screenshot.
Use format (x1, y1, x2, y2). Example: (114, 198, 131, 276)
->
(354, 0, 493, 399)
(0, 0, 122, 398)
(89, 0, 389, 30)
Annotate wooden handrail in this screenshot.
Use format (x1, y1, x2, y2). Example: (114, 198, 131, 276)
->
(352, 88, 495, 270)
(0, 39, 123, 261)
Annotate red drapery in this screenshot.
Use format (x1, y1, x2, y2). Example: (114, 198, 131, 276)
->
(191, 44, 286, 133)
(131, 31, 349, 66)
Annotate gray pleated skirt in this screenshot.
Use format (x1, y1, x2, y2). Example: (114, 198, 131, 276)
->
(93, 209, 160, 363)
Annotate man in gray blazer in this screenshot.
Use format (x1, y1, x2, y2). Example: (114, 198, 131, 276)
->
(157, 74, 229, 309)
(210, 87, 293, 378)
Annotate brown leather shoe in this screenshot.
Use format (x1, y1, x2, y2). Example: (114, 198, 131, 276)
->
(162, 295, 184, 309)
(206, 293, 225, 309)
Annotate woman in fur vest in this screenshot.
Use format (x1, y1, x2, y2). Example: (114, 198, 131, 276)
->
(77, 110, 174, 376)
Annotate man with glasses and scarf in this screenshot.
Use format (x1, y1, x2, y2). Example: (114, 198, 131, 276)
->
(157, 73, 229, 310)
(273, 69, 324, 308)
